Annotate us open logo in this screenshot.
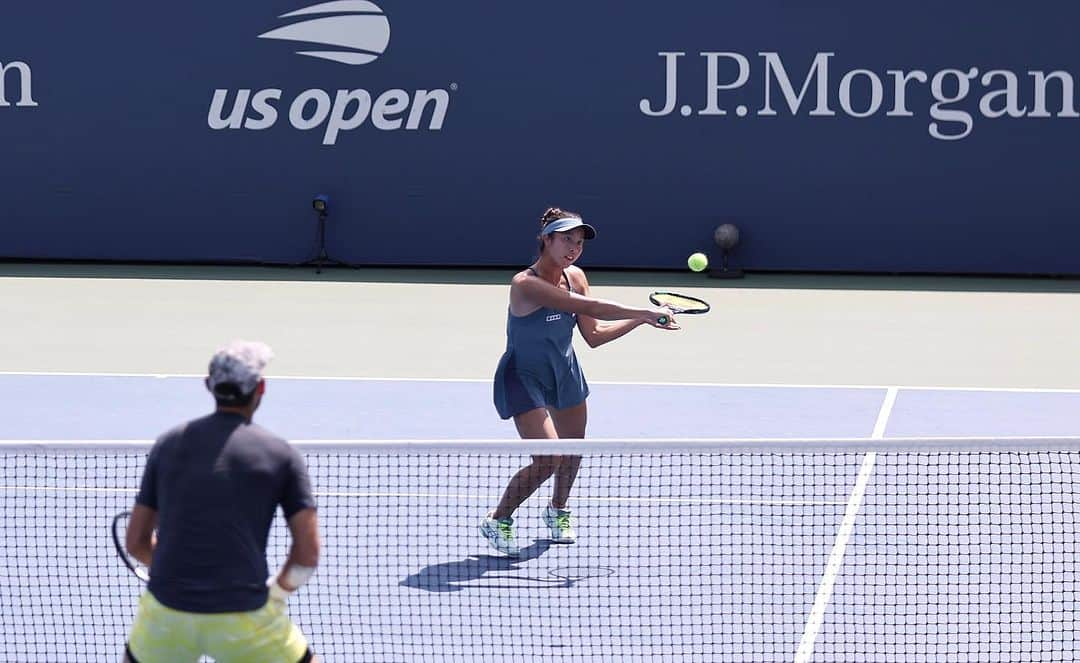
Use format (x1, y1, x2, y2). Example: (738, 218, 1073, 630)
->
(208, 1, 452, 145)
(258, 0, 391, 66)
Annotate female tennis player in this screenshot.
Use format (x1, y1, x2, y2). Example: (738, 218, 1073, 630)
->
(481, 207, 677, 556)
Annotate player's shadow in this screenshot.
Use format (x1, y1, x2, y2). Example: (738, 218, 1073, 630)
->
(400, 541, 557, 592)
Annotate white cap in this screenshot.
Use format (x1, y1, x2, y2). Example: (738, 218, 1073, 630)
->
(541, 216, 597, 240)
(207, 340, 274, 402)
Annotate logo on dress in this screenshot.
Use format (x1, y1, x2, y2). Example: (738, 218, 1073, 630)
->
(545, 314, 562, 322)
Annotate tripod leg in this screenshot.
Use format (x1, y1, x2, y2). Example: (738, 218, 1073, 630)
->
(302, 212, 353, 271)
(316, 215, 327, 273)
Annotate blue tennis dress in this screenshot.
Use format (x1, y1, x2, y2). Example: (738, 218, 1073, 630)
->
(493, 269, 590, 419)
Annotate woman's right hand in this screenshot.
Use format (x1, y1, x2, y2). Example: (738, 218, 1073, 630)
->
(644, 307, 680, 329)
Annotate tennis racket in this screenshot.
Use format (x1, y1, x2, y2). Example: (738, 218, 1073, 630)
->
(649, 291, 711, 326)
(111, 510, 150, 582)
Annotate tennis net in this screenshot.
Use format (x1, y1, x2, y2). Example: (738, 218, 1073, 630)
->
(2, 438, 1078, 662)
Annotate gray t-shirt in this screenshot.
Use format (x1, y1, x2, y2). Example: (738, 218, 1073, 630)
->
(136, 411, 316, 613)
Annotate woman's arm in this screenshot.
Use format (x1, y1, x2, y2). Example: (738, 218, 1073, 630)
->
(581, 318, 647, 348)
(567, 268, 676, 347)
(513, 271, 649, 322)
(513, 269, 670, 326)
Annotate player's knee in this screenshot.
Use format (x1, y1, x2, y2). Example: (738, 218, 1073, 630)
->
(530, 456, 558, 477)
(554, 455, 581, 473)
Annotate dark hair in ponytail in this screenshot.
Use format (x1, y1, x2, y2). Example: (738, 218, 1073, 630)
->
(537, 206, 580, 254)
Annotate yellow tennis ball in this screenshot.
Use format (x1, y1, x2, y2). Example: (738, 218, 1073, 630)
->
(687, 252, 708, 272)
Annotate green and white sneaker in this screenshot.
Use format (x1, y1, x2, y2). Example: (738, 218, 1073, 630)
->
(542, 505, 576, 544)
(480, 512, 521, 557)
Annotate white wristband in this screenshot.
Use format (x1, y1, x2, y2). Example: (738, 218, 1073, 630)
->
(267, 577, 293, 603)
(283, 564, 315, 590)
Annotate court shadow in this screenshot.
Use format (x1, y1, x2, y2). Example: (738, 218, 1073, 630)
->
(400, 540, 555, 593)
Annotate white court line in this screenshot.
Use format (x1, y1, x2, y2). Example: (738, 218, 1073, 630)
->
(795, 389, 892, 662)
(2, 370, 1080, 393)
(0, 485, 844, 507)
(795, 454, 877, 662)
(871, 387, 899, 439)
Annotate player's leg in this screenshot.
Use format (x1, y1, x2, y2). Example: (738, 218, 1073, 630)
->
(549, 400, 586, 507)
(543, 401, 586, 543)
(480, 408, 559, 556)
(499, 407, 561, 517)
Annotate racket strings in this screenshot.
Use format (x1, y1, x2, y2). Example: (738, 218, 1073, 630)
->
(651, 293, 709, 313)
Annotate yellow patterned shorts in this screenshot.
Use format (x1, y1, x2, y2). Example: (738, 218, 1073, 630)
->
(127, 591, 310, 663)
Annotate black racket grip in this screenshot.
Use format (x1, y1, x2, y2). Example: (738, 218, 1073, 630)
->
(657, 315, 669, 326)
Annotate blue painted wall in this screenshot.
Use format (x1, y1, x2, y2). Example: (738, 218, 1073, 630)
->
(1, 2, 1078, 273)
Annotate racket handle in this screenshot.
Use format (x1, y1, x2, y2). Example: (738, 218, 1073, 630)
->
(657, 315, 669, 326)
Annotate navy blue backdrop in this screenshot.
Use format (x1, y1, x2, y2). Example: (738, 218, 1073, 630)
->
(1, 2, 1078, 273)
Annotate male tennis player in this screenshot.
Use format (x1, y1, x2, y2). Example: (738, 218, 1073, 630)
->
(124, 341, 320, 663)
(482, 207, 677, 556)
